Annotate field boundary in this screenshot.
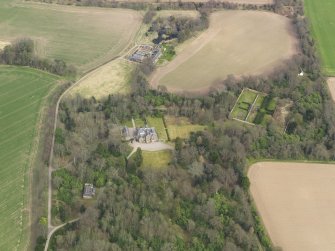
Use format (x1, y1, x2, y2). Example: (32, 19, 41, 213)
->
(28, 80, 70, 250)
(23, 82, 61, 251)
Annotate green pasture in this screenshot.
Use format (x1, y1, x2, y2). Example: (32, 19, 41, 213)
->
(142, 150, 172, 170)
(305, 0, 335, 75)
(0, 1, 141, 72)
(0, 66, 59, 250)
(165, 116, 205, 140)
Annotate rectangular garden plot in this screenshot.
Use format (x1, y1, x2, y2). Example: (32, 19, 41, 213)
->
(230, 88, 276, 125)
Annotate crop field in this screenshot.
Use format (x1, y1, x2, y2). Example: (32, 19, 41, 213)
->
(142, 150, 172, 170)
(305, 0, 335, 75)
(68, 59, 134, 99)
(230, 89, 276, 125)
(0, 66, 59, 251)
(249, 162, 335, 251)
(165, 116, 205, 140)
(150, 11, 296, 92)
(0, 2, 141, 71)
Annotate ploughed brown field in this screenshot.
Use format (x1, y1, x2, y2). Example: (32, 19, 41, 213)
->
(249, 162, 335, 251)
(150, 10, 296, 93)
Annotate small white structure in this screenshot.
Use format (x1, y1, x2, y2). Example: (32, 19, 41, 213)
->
(298, 68, 304, 77)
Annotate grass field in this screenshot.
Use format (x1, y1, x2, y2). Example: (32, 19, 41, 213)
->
(0, 1, 141, 72)
(146, 117, 169, 141)
(230, 89, 275, 125)
(165, 116, 205, 140)
(249, 162, 335, 251)
(150, 11, 296, 92)
(305, 0, 335, 75)
(0, 66, 59, 251)
(142, 150, 172, 170)
(68, 59, 134, 99)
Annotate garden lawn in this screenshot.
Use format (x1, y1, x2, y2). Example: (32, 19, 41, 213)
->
(142, 150, 172, 170)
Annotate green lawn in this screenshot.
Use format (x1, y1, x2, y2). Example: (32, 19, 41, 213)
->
(231, 89, 274, 125)
(247, 95, 265, 123)
(158, 44, 176, 64)
(305, 0, 335, 75)
(0, 1, 141, 72)
(0, 66, 59, 250)
(231, 89, 258, 120)
(142, 150, 172, 170)
(165, 116, 206, 140)
(146, 117, 169, 141)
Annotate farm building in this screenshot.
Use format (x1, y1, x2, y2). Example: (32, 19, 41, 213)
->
(128, 44, 162, 63)
(122, 126, 158, 143)
(83, 183, 95, 199)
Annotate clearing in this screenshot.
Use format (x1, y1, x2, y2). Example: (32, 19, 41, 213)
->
(0, 2, 141, 72)
(0, 66, 59, 251)
(68, 59, 134, 99)
(327, 77, 335, 102)
(249, 162, 335, 251)
(142, 150, 172, 170)
(165, 116, 206, 140)
(150, 10, 296, 92)
(304, 0, 335, 76)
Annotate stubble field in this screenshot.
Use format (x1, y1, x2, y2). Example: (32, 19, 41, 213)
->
(249, 162, 335, 251)
(0, 66, 59, 251)
(150, 10, 296, 93)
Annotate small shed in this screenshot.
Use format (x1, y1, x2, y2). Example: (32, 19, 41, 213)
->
(83, 183, 95, 199)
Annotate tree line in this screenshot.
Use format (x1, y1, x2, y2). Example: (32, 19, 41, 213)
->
(28, 0, 275, 12)
(148, 10, 209, 44)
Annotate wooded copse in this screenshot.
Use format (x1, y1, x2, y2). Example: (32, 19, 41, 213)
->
(148, 11, 209, 44)
(0, 38, 76, 76)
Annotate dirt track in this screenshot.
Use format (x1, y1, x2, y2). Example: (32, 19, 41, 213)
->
(249, 162, 335, 251)
(327, 77, 335, 102)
